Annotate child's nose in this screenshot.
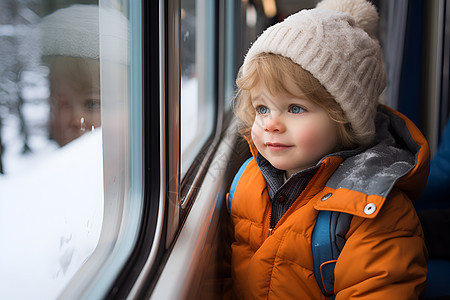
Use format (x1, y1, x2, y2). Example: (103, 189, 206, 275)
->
(264, 114, 286, 133)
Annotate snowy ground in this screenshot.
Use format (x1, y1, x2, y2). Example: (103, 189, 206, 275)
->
(0, 130, 103, 300)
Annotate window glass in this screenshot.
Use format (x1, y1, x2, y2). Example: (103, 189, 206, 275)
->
(0, 2, 102, 298)
(0, 1, 142, 299)
(224, 0, 237, 111)
(180, 0, 215, 176)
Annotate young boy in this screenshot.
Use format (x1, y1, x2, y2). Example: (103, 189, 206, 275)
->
(39, 5, 101, 147)
(228, 0, 429, 298)
(46, 56, 100, 147)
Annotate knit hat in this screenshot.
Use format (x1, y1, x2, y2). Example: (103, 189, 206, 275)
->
(39, 5, 99, 59)
(38, 5, 128, 64)
(243, 0, 387, 145)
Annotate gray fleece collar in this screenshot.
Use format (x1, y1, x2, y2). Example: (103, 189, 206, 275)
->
(325, 105, 419, 198)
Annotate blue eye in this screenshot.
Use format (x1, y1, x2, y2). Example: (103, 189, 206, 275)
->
(289, 105, 305, 114)
(256, 105, 270, 114)
(85, 99, 101, 110)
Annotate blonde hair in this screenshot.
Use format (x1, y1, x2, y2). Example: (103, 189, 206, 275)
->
(234, 53, 361, 150)
(45, 56, 100, 93)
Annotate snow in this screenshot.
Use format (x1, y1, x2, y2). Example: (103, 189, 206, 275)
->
(0, 130, 104, 300)
(181, 76, 199, 154)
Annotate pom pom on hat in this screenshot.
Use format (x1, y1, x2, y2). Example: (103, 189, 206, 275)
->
(242, 0, 386, 145)
(317, 0, 379, 38)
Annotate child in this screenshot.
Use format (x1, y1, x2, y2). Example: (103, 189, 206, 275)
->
(228, 0, 430, 298)
(39, 5, 101, 147)
(46, 56, 101, 147)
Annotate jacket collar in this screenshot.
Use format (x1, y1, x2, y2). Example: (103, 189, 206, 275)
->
(324, 106, 427, 198)
(315, 105, 430, 217)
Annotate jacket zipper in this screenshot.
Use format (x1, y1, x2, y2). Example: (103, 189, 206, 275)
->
(266, 209, 273, 238)
(266, 200, 300, 238)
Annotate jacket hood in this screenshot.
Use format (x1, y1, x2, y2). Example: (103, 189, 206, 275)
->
(325, 105, 430, 203)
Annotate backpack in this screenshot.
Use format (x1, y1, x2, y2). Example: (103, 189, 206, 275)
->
(227, 157, 353, 299)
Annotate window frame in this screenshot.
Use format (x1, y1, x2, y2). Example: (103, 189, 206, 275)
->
(58, 1, 163, 299)
(165, 0, 221, 249)
(61, 0, 241, 297)
(121, 0, 227, 296)
(102, 0, 165, 298)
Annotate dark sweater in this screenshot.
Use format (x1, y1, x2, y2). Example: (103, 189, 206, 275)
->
(256, 153, 319, 228)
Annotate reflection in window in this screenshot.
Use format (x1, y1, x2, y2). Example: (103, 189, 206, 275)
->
(39, 5, 101, 147)
(0, 3, 102, 299)
(46, 57, 100, 147)
(180, 0, 215, 176)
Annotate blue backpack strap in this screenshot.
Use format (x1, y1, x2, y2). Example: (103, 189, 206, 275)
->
(227, 157, 253, 212)
(312, 210, 352, 298)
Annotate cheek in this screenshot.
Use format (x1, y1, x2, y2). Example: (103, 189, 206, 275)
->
(251, 122, 264, 146)
(295, 124, 335, 151)
(251, 123, 260, 141)
(252, 116, 265, 132)
(91, 115, 102, 127)
(295, 126, 318, 147)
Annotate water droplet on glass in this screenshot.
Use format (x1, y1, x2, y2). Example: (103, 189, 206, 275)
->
(80, 117, 86, 132)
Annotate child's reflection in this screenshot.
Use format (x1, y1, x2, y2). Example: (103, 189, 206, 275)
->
(46, 57, 100, 146)
(39, 5, 100, 146)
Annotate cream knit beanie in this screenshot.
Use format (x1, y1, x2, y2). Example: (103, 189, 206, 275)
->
(38, 5, 128, 64)
(39, 5, 99, 59)
(243, 0, 387, 145)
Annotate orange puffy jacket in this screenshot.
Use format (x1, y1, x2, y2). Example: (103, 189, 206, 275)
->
(229, 106, 430, 299)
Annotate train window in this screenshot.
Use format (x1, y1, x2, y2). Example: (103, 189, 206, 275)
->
(0, 2, 103, 299)
(0, 1, 145, 299)
(180, 0, 215, 175)
(223, 0, 238, 111)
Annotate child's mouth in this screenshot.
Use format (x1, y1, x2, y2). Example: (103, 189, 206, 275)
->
(265, 142, 291, 151)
